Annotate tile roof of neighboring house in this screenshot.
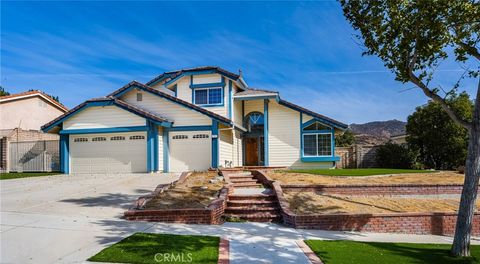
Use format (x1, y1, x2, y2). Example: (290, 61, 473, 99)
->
(234, 88, 279, 96)
(0, 90, 68, 112)
(41, 97, 171, 132)
(108, 81, 236, 126)
(145, 66, 241, 86)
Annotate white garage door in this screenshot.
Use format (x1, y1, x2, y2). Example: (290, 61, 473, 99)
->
(70, 132, 147, 173)
(169, 131, 211, 172)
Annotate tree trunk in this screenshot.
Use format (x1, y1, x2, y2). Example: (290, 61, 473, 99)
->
(451, 85, 480, 257)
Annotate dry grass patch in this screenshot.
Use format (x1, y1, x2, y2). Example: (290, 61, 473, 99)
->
(145, 172, 224, 209)
(269, 171, 464, 185)
(285, 192, 480, 215)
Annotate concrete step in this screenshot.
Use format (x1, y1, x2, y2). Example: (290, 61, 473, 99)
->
(224, 213, 282, 222)
(225, 207, 280, 214)
(227, 200, 278, 207)
(232, 183, 264, 188)
(230, 179, 258, 184)
(228, 172, 252, 177)
(228, 194, 276, 201)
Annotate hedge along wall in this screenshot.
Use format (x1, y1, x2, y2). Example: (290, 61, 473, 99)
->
(124, 172, 232, 224)
(253, 170, 480, 236)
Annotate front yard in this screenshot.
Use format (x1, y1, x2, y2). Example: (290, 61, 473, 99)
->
(145, 172, 224, 209)
(89, 233, 220, 264)
(269, 170, 463, 185)
(286, 168, 433, 176)
(305, 240, 480, 264)
(286, 192, 479, 214)
(0, 172, 61, 180)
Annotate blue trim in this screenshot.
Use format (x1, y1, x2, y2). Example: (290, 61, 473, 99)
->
(228, 80, 233, 119)
(110, 84, 232, 127)
(60, 134, 69, 174)
(192, 77, 225, 107)
(170, 125, 212, 131)
(146, 121, 159, 172)
(264, 99, 269, 166)
(234, 95, 279, 101)
(59, 126, 147, 135)
(163, 128, 169, 172)
(301, 156, 340, 162)
(163, 69, 218, 87)
(278, 100, 348, 130)
(190, 82, 225, 89)
(300, 113, 303, 159)
(302, 129, 333, 134)
(301, 118, 333, 130)
(211, 120, 219, 168)
(43, 100, 172, 133)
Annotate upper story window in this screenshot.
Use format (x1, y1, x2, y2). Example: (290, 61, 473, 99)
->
(193, 87, 223, 106)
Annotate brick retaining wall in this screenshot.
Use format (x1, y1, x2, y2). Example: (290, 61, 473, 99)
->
(125, 172, 231, 224)
(253, 170, 480, 236)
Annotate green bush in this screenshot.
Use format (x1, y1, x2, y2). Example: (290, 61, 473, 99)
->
(375, 143, 417, 169)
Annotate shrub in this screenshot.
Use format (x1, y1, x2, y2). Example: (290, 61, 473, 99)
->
(375, 143, 416, 169)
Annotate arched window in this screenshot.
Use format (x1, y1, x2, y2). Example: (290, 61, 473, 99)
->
(245, 112, 264, 132)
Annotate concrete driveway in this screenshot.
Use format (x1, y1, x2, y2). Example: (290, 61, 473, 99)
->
(0, 173, 179, 264)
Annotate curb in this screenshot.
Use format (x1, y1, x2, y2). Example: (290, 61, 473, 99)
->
(218, 238, 230, 264)
(296, 240, 323, 264)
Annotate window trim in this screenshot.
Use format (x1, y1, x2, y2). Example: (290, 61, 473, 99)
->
(302, 132, 333, 157)
(193, 87, 224, 106)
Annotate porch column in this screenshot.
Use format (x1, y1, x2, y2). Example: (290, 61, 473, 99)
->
(211, 119, 219, 168)
(264, 99, 269, 166)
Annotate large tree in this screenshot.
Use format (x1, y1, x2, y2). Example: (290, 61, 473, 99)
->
(339, 0, 479, 256)
(407, 92, 474, 170)
(0, 86, 9, 96)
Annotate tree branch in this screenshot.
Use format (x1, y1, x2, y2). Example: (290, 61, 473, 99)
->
(459, 42, 480, 61)
(407, 69, 472, 131)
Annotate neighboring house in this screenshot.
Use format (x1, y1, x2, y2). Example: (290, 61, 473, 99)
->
(0, 90, 68, 130)
(42, 66, 347, 174)
(0, 91, 68, 172)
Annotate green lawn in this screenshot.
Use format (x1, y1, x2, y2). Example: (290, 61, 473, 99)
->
(0, 172, 61, 180)
(305, 240, 480, 264)
(89, 233, 220, 264)
(286, 168, 435, 176)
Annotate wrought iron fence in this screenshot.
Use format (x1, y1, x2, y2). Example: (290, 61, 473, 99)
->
(9, 140, 60, 172)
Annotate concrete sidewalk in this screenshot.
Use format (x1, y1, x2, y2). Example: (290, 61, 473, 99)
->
(2, 173, 479, 263)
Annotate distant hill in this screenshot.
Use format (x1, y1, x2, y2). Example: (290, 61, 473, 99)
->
(349, 120, 406, 145)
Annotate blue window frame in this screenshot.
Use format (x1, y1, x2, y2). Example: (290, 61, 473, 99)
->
(193, 87, 223, 106)
(301, 121, 334, 157)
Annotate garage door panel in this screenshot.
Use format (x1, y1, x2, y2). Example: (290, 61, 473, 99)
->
(170, 131, 211, 172)
(70, 132, 147, 173)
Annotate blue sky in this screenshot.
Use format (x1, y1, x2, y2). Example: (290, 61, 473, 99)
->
(1, 1, 477, 124)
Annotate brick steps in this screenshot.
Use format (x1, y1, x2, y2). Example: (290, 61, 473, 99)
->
(224, 170, 282, 222)
(224, 212, 282, 222)
(232, 183, 264, 188)
(227, 200, 278, 207)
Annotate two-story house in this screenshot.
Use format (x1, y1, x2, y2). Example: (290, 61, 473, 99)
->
(42, 66, 347, 173)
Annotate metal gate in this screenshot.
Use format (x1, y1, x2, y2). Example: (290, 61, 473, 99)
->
(9, 140, 60, 172)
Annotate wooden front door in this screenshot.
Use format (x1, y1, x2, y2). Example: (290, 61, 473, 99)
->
(245, 137, 259, 166)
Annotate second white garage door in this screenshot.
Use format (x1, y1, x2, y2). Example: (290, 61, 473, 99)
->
(169, 131, 211, 172)
(70, 132, 147, 173)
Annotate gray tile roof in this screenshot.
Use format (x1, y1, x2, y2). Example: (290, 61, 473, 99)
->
(146, 66, 240, 86)
(234, 88, 279, 97)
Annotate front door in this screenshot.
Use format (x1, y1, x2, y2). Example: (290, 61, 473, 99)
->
(245, 138, 258, 166)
